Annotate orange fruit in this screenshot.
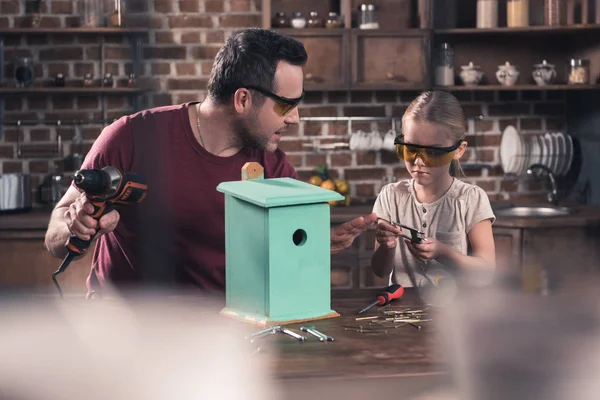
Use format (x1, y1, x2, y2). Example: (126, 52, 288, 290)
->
(335, 180, 349, 195)
(308, 175, 323, 186)
(320, 179, 336, 191)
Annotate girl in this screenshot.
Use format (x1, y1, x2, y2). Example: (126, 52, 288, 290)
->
(371, 91, 496, 291)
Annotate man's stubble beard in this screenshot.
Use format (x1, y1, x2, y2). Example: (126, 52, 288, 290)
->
(231, 113, 271, 152)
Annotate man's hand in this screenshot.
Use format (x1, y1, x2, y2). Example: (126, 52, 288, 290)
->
(330, 213, 378, 254)
(64, 192, 120, 241)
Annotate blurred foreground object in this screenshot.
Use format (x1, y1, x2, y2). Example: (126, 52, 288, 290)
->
(438, 280, 600, 400)
(0, 291, 278, 400)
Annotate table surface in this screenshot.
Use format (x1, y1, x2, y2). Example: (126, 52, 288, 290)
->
(246, 288, 447, 382)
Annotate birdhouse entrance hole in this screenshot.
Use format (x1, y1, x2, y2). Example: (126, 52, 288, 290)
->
(293, 229, 307, 246)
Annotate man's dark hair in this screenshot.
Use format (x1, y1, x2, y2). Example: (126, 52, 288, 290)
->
(207, 28, 308, 104)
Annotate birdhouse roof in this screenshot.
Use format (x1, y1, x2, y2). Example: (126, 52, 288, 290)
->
(216, 177, 344, 208)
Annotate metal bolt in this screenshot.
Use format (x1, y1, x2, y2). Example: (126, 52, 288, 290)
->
(246, 325, 280, 343)
(300, 326, 328, 342)
(301, 326, 334, 342)
(276, 327, 307, 341)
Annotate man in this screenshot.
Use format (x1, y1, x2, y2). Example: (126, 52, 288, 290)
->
(44, 28, 377, 297)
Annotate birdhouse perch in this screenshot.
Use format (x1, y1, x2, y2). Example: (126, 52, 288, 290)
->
(216, 162, 344, 326)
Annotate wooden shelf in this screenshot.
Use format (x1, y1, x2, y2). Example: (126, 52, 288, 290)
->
(434, 24, 600, 35)
(274, 28, 429, 36)
(0, 87, 147, 94)
(349, 28, 430, 34)
(435, 84, 600, 91)
(0, 28, 147, 34)
(273, 28, 346, 36)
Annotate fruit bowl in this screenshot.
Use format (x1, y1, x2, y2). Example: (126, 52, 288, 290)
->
(307, 165, 351, 206)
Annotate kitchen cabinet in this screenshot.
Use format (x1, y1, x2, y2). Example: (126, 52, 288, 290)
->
(492, 221, 600, 292)
(264, 0, 600, 92)
(274, 29, 430, 91)
(492, 226, 522, 277)
(351, 30, 430, 90)
(329, 205, 600, 292)
(266, 0, 429, 91)
(285, 30, 350, 91)
(0, 236, 92, 295)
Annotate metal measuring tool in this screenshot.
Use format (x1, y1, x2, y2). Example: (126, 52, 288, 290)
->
(377, 217, 425, 244)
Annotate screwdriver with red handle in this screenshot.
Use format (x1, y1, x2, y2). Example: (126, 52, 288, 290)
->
(358, 284, 405, 314)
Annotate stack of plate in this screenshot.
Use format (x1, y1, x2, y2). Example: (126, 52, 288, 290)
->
(500, 125, 574, 176)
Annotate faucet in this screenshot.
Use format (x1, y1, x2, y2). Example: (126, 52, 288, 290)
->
(526, 164, 558, 205)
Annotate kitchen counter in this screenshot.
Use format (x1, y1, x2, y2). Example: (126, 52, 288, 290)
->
(0, 208, 53, 239)
(4, 203, 600, 238)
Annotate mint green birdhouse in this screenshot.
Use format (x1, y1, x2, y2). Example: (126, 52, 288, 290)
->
(216, 162, 344, 326)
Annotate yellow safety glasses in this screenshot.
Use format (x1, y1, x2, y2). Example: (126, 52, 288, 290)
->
(394, 135, 466, 167)
(245, 86, 304, 116)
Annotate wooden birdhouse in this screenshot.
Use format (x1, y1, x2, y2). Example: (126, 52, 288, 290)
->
(216, 162, 345, 326)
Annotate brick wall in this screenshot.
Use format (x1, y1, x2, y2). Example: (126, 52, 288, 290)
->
(0, 0, 557, 205)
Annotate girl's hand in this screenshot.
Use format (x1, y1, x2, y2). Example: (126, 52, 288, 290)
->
(404, 237, 447, 261)
(375, 219, 402, 249)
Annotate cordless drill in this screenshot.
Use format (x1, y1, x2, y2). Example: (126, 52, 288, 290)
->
(52, 166, 148, 298)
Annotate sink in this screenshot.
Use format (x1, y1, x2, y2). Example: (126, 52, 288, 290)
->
(493, 205, 575, 218)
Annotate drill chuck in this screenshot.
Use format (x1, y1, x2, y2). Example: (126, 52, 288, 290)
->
(74, 168, 112, 196)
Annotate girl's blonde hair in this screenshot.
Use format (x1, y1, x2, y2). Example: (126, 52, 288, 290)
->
(402, 90, 466, 177)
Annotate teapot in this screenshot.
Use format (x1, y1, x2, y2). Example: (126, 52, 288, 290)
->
(459, 62, 484, 86)
(496, 61, 519, 86)
(532, 60, 556, 86)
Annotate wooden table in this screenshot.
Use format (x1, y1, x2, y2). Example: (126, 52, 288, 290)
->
(251, 288, 453, 398)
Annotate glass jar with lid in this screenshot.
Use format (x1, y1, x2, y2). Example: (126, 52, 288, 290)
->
(434, 43, 455, 86)
(272, 12, 290, 28)
(326, 12, 343, 28)
(307, 11, 323, 28)
(358, 4, 379, 29)
(81, 0, 102, 27)
(14, 57, 35, 88)
(544, 0, 567, 25)
(107, 0, 126, 27)
(477, 0, 498, 28)
(507, 0, 529, 27)
(567, 59, 589, 84)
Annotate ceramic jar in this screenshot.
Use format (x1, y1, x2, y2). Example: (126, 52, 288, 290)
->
(83, 73, 94, 87)
(532, 60, 556, 85)
(459, 62, 484, 86)
(291, 12, 307, 28)
(102, 72, 113, 87)
(496, 61, 519, 86)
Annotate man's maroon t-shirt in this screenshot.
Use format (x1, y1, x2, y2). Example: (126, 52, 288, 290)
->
(77, 103, 298, 295)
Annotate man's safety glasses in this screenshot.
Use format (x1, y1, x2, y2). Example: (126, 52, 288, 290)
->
(394, 135, 466, 167)
(245, 86, 304, 116)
